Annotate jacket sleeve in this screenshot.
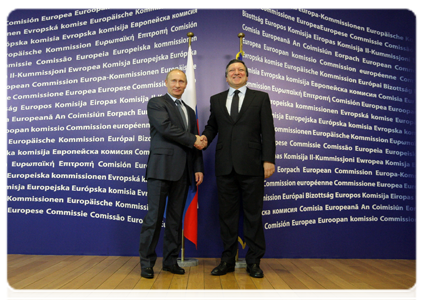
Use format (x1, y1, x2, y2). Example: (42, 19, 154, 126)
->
(147, 97, 196, 148)
(193, 145, 204, 173)
(202, 96, 219, 146)
(188, 105, 204, 173)
(260, 93, 276, 164)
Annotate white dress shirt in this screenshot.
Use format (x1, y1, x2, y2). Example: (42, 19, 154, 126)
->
(226, 85, 247, 114)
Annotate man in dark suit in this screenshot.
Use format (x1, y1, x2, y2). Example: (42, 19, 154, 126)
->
(201, 59, 275, 278)
(139, 69, 205, 279)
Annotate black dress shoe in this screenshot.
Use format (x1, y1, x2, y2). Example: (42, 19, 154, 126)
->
(141, 267, 154, 279)
(163, 264, 185, 275)
(247, 264, 263, 278)
(211, 262, 235, 276)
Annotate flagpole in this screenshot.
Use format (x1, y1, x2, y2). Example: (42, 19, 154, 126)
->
(237, 33, 243, 263)
(238, 32, 245, 54)
(188, 31, 194, 47)
(235, 32, 248, 269)
(181, 231, 185, 262)
(180, 31, 194, 263)
(178, 31, 198, 268)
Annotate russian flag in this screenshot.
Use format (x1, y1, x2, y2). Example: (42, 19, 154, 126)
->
(182, 44, 199, 248)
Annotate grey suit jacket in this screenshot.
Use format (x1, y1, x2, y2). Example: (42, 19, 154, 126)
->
(146, 94, 203, 182)
(203, 87, 275, 177)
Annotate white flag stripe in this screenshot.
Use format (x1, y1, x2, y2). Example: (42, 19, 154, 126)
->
(183, 45, 197, 111)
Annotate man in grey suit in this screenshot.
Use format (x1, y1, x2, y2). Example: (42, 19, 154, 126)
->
(201, 59, 275, 278)
(139, 69, 205, 279)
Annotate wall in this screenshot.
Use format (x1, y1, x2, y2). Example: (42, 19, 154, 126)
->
(7, 9, 416, 259)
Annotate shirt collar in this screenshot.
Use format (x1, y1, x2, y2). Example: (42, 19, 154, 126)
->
(229, 85, 247, 96)
(167, 93, 181, 103)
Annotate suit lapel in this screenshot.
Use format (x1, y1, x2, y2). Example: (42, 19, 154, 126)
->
(217, 88, 255, 123)
(218, 90, 233, 123)
(164, 94, 187, 130)
(237, 88, 254, 119)
(181, 100, 192, 130)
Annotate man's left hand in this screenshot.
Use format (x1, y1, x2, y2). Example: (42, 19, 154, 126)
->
(263, 162, 275, 179)
(195, 172, 204, 186)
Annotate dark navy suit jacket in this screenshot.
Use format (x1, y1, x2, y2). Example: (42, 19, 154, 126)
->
(146, 93, 203, 182)
(202, 87, 275, 176)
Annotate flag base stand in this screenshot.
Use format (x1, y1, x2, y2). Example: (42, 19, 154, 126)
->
(177, 258, 198, 267)
(179, 232, 198, 267)
(235, 258, 247, 268)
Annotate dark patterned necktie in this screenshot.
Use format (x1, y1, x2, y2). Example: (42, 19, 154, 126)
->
(175, 99, 188, 130)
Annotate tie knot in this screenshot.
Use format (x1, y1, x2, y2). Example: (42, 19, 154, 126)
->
(175, 99, 182, 105)
(234, 90, 240, 96)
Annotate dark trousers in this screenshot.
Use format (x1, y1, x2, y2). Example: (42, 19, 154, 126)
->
(216, 169, 265, 265)
(139, 169, 188, 269)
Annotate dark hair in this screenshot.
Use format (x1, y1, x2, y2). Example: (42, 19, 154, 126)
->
(225, 59, 249, 77)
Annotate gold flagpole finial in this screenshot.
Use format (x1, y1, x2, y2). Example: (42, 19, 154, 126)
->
(187, 32, 194, 47)
(238, 32, 245, 53)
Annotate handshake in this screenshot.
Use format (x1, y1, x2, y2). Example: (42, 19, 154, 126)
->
(194, 135, 208, 150)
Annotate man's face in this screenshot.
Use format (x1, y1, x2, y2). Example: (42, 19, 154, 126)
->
(226, 62, 248, 89)
(165, 70, 187, 98)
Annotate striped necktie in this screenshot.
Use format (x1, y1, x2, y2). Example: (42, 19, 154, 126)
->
(175, 99, 188, 130)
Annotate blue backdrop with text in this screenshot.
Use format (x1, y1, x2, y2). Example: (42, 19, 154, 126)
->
(7, 9, 416, 259)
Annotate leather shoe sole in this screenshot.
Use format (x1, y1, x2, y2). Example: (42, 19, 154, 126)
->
(141, 267, 154, 279)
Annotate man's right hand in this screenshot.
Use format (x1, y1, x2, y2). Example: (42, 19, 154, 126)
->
(194, 135, 208, 150)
